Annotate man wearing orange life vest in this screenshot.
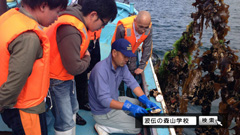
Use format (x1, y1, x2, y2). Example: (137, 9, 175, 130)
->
(0, 0, 67, 134)
(45, 0, 117, 134)
(112, 11, 153, 75)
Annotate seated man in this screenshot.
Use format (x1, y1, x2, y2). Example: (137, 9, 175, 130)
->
(88, 39, 161, 134)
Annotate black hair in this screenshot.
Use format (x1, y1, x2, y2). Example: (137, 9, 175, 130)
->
(21, 0, 68, 10)
(78, 0, 83, 6)
(81, 0, 117, 22)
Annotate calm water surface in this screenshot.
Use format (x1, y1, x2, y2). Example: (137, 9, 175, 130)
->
(128, 0, 240, 58)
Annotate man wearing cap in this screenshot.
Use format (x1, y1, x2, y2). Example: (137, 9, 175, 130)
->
(88, 39, 161, 135)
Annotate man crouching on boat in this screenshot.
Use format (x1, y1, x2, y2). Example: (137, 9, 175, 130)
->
(88, 39, 161, 135)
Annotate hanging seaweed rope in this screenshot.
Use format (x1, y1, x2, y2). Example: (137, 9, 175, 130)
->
(157, 21, 197, 135)
(157, 0, 240, 134)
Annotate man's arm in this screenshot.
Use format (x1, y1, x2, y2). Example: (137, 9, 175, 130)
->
(109, 86, 144, 110)
(92, 69, 113, 108)
(109, 99, 124, 110)
(114, 24, 125, 40)
(0, 32, 42, 109)
(136, 28, 153, 74)
(57, 25, 91, 75)
(109, 86, 148, 117)
(132, 86, 145, 97)
(122, 65, 140, 89)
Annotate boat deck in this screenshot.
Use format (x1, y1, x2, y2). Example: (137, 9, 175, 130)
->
(0, 109, 130, 135)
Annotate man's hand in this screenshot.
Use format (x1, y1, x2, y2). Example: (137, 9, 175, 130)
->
(134, 68, 143, 75)
(122, 100, 147, 117)
(85, 50, 90, 56)
(139, 95, 162, 112)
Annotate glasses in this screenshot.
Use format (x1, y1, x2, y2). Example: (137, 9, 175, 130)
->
(137, 24, 149, 30)
(99, 17, 108, 27)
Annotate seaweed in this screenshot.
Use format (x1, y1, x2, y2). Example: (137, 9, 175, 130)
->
(156, 0, 240, 134)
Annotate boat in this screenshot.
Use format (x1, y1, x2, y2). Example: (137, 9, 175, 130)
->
(0, 1, 176, 135)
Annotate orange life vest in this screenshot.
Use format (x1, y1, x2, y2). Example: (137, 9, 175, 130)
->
(89, 29, 102, 40)
(45, 14, 90, 81)
(0, 8, 50, 109)
(111, 15, 152, 53)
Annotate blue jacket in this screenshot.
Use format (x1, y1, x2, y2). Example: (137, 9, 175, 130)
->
(88, 54, 139, 115)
